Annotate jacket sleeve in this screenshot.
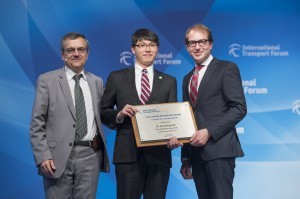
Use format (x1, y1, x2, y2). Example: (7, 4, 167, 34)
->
(168, 77, 177, 102)
(29, 75, 52, 166)
(100, 73, 120, 129)
(207, 62, 247, 141)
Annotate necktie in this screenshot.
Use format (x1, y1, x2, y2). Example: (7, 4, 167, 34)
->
(140, 69, 151, 105)
(189, 65, 204, 104)
(73, 74, 87, 140)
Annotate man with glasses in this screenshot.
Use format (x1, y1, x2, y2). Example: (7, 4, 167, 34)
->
(30, 32, 110, 198)
(180, 24, 247, 199)
(101, 28, 181, 199)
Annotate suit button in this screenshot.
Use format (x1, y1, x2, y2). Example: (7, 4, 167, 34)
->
(69, 143, 73, 146)
(73, 124, 76, 128)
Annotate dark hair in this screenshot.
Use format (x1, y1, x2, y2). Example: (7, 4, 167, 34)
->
(60, 32, 89, 52)
(131, 28, 160, 47)
(185, 24, 213, 46)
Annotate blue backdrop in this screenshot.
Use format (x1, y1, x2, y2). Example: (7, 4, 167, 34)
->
(1, 0, 300, 198)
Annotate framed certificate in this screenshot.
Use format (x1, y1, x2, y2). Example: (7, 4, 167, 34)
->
(131, 102, 197, 147)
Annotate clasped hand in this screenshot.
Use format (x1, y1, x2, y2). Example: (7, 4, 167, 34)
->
(39, 159, 56, 178)
(189, 128, 211, 147)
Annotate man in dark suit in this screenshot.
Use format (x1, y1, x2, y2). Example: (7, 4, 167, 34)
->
(101, 28, 181, 199)
(180, 24, 247, 199)
(30, 32, 109, 199)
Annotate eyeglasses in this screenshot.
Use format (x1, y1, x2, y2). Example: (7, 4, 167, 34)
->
(188, 39, 209, 48)
(134, 43, 158, 50)
(63, 47, 88, 54)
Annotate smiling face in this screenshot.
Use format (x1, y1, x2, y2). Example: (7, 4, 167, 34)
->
(131, 39, 158, 69)
(186, 29, 213, 65)
(61, 37, 89, 73)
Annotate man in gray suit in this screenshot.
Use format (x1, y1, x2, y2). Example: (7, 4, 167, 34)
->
(30, 32, 109, 199)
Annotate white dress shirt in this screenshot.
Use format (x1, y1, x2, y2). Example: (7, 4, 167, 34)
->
(65, 66, 96, 141)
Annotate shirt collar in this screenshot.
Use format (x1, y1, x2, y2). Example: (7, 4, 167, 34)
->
(134, 63, 154, 76)
(195, 54, 213, 68)
(64, 66, 86, 81)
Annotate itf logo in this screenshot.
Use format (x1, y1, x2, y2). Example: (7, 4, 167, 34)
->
(120, 51, 134, 66)
(292, 100, 300, 115)
(229, 44, 241, 57)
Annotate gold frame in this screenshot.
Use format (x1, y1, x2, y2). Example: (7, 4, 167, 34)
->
(131, 102, 197, 147)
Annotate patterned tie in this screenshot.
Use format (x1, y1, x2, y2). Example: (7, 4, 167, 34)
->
(140, 69, 151, 105)
(189, 65, 204, 104)
(73, 74, 87, 140)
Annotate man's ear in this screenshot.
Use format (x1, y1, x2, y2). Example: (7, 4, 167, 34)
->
(131, 46, 136, 55)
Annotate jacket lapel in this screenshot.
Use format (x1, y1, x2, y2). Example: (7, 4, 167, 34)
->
(194, 58, 218, 107)
(85, 72, 98, 117)
(58, 68, 76, 120)
(147, 70, 162, 103)
(185, 70, 193, 103)
(126, 67, 141, 105)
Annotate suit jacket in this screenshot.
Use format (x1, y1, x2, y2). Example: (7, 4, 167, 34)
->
(30, 68, 110, 178)
(181, 58, 247, 162)
(101, 66, 177, 167)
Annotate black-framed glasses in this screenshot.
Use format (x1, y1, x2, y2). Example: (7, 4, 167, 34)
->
(63, 47, 88, 54)
(188, 39, 209, 48)
(134, 43, 158, 49)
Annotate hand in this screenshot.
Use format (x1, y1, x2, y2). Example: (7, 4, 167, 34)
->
(116, 104, 139, 120)
(180, 160, 193, 179)
(167, 136, 183, 149)
(190, 128, 211, 147)
(39, 159, 56, 178)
